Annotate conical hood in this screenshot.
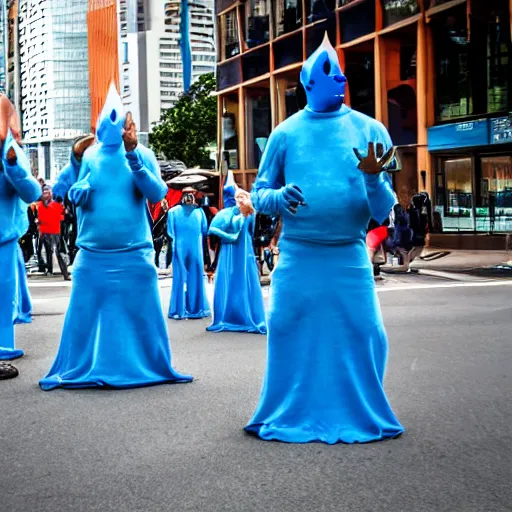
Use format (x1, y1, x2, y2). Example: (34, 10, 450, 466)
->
(96, 83, 125, 147)
(300, 33, 346, 112)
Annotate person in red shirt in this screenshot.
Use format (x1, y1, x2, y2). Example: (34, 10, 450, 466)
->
(36, 186, 70, 280)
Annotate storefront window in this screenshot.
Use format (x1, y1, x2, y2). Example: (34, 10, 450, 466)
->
(273, 0, 303, 38)
(245, 85, 272, 169)
(432, 6, 472, 121)
(381, 0, 419, 27)
(306, 0, 336, 24)
(221, 9, 240, 60)
(244, 0, 270, 49)
(221, 94, 239, 171)
(435, 157, 474, 232)
(476, 156, 512, 232)
(274, 31, 303, 69)
(487, 5, 510, 113)
(217, 57, 242, 91)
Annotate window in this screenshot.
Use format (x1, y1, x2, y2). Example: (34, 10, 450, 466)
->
(122, 42, 129, 64)
(245, 0, 270, 48)
(435, 157, 474, 232)
(432, 6, 472, 121)
(221, 94, 239, 170)
(276, 70, 302, 123)
(339, 0, 375, 44)
(344, 46, 375, 118)
(476, 156, 512, 232)
(221, 9, 240, 60)
(274, 31, 303, 69)
(242, 47, 270, 81)
(381, 0, 419, 27)
(245, 85, 272, 169)
(306, 0, 336, 24)
(273, 0, 302, 38)
(487, 5, 511, 113)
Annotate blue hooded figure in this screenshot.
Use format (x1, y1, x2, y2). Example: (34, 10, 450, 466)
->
(14, 244, 33, 324)
(39, 85, 192, 390)
(244, 34, 404, 443)
(0, 129, 41, 360)
(206, 188, 266, 334)
(167, 188, 210, 320)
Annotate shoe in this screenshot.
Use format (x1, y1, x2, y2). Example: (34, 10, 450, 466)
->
(0, 363, 19, 380)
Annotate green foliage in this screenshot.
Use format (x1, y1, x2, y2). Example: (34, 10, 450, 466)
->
(149, 73, 217, 168)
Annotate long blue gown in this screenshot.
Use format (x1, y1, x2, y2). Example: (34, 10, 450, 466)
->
(40, 87, 192, 390)
(167, 204, 210, 320)
(244, 38, 404, 444)
(14, 245, 33, 324)
(0, 131, 41, 360)
(207, 207, 266, 334)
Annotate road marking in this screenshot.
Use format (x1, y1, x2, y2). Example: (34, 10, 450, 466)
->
(376, 280, 512, 292)
(411, 358, 418, 371)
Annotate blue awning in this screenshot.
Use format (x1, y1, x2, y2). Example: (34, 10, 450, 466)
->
(428, 119, 490, 151)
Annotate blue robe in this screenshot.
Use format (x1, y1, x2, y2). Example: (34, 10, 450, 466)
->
(40, 87, 192, 389)
(14, 245, 33, 324)
(167, 204, 210, 320)
(207, 207, 266, 334)
(244, 105, 404, 444)
(0, 132, 41, 360)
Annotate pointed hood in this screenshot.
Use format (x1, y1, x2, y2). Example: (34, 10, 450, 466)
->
(96, 83, 125, 147)
(300, 33, 347, 113)
(223, 169, 237, 208)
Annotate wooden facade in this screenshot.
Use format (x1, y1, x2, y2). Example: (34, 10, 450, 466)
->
(87, 0, 120, 133)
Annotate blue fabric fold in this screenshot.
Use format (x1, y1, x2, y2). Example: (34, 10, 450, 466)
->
(14, 245, 32, 325)
(207, 208, 266, 334)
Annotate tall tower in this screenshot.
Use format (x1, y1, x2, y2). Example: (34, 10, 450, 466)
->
(87, 0, 120, 132)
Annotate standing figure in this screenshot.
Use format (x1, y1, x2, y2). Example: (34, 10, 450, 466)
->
(244, 35, 404, 444)
(0, 95, 41, 370)
(40, 86, 192, 390)
(167, 188, 210, 320)
(207, 189, 266, 334)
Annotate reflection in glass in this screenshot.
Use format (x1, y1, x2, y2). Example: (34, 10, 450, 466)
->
(476, 156, 512, 232)
(246, 88, 272, 169)
(487, 9, 510, 113)
(435, 158, 474, 232)
(345, 49, 375, 118)
(222, 94, 239, 170)
(224, 10, 240, 58)
(245, 0, 270, 48)
(432, 6, 472, 121)
(339, 0, 375, 44)
(277, 73, 301, 121)
(274, 31, 303, 69)
(273, 0, 302, 37)
(306, 0, 336, 23)
(381, 0, 419, 27)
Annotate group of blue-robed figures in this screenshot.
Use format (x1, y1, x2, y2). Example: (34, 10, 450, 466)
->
(2, 33, 405, 444)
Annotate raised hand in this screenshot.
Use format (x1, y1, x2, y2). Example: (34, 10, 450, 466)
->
(72, 134, 95, 162)
(123, 112, 138, 152)
(0, 94, 21, 145)
(353, 142, 395, 175)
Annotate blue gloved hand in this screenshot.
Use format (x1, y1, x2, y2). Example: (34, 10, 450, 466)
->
(280, 183, 306, 215)
(126, 150, 143, 172)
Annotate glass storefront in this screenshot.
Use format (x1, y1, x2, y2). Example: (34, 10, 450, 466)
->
(273, 0, 302, 37)
(244, 0, 270, 48)
(434, 153, 512, 233)
(245, 85, 272, 169)
(221, 94, 239, 171)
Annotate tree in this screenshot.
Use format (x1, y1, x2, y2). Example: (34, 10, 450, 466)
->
(149, 73, 216, 168)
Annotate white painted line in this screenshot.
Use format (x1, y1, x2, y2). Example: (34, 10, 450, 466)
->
(376, 280, 512, 292)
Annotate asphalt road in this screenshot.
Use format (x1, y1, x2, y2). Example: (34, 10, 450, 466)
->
(1, 274, 511, 512)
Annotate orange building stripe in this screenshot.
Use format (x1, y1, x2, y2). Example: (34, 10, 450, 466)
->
(87, 0, 120, 133)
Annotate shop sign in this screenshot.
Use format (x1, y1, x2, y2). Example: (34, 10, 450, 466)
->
(490, 117, 512, 145)
(428, 119, 489, 151)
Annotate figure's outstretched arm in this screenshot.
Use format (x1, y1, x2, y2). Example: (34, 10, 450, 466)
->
(355, 127, 397, 225)
(2, 133, 40, 204)
(251, 129, 306, 216)
(127, 147, 168, 204)
(208, 209, 244, 244)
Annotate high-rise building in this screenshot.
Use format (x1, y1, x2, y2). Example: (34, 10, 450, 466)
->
(17, 0, 90, 180)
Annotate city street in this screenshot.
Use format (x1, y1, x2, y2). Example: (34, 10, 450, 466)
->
(1, 274, 512, 512)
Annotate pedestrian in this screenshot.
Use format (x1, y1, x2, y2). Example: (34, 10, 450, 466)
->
(207, 188, 266, 334)
(36, 185, 70, 280)
(244, 35, 404, 444)
(0, 94, 41, 376)
(39, 85, 192, 390)
(167, 187, 210, 320)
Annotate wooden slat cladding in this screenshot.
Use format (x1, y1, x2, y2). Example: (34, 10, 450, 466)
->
(87, 0, 120, 133)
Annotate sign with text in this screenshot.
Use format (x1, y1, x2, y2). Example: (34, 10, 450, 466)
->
(490, 117, 512, 145)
